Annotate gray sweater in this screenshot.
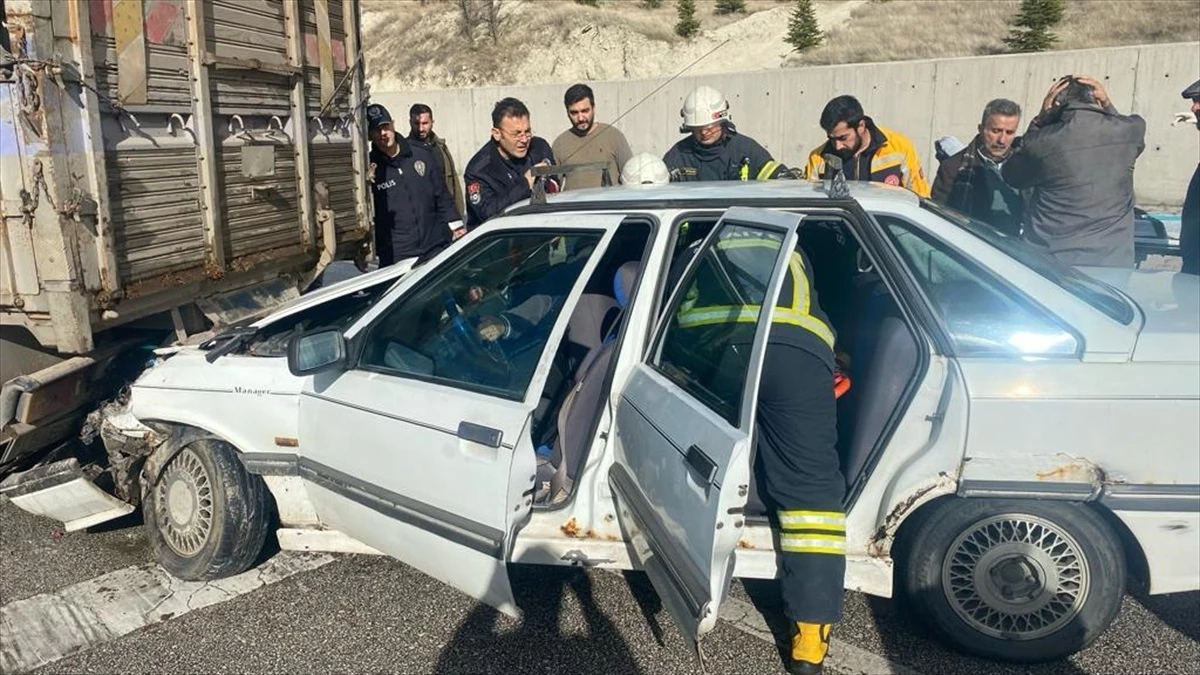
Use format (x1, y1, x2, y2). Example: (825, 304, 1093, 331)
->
(1002, 102, 1145, 268)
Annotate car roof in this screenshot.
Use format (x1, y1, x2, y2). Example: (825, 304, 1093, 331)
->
(510, 179, 921, 213)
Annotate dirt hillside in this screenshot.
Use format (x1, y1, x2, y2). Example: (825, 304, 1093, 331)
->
(361, 0, 1199, 91)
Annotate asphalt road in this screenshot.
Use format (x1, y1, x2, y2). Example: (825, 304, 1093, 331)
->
(1, 501, 1197, 675)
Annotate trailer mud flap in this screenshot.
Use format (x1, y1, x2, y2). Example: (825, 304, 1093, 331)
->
(0, 458, 134, 531)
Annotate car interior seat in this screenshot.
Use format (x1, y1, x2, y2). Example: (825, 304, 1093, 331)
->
(838, 314, 920, 487)
(541, 261, 641, 504)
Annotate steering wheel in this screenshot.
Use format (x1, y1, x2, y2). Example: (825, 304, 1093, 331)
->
(441, 290, 510, 373)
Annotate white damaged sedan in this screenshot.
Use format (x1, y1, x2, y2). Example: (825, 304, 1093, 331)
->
(6, 180, 1198, 664)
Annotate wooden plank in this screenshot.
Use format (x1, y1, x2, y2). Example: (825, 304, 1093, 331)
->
(113, 0, 148, 105)
(315, 0, 334, 107)
(342, 0, 368, 235)
(184, 0, 227, 271)
(284, 0, 316, 250)
(69, 0, 122, 296)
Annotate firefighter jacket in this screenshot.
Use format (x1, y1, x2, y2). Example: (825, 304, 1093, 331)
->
(663, 125, 789, 182)
(674, 236, 835, 372)
(805, 118, 931, 197)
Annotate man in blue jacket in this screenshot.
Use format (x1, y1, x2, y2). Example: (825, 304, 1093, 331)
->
(367, 103, 463, 267)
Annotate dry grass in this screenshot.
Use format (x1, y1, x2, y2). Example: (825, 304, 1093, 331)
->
(789, 0, 1199, 67)
(361, 0, 790, 81)
(361, 0, 1200, 89)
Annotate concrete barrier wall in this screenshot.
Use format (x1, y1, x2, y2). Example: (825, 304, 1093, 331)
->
(374, 42, 1200, 206)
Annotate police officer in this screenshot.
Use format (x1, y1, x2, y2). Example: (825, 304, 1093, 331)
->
(463, 97, 558, 230)
(672, 236, 844, 674)
(367, 103, 463, 267)
(663, 85, 791, 182)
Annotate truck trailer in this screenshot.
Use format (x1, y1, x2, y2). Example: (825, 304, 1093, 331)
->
(0, 0, 370, 472)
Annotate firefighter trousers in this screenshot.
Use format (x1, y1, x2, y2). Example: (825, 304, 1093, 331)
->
(755, 343, 846, 625)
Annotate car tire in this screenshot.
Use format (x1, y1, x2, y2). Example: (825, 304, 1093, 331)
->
(143, 438, 271, 581)
(901, 498, 1125, 663)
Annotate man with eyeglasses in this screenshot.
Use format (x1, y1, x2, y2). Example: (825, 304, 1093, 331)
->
(463, 97, 558, 230)
(804, 95, 930, 198)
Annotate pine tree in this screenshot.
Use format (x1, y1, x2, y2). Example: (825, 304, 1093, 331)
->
(785, 0, 822, 52)
(640, 0, 663, 7)
(715, 0, 746, 15)
(675, 0, 700, 38)
(1004, 0, 1066, 53)
(575, 0, 600, 6)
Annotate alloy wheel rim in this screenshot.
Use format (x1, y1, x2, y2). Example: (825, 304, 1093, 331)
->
(155, 448, 214, 557)
(941, 514, 1089, 641)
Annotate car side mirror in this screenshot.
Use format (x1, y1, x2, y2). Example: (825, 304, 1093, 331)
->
(287, 328, 348, 376)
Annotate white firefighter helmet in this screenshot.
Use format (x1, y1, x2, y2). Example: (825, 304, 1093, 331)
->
(621, 153, 670, 185)
(679, 85, 730, 132)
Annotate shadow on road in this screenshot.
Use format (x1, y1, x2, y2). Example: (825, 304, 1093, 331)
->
(434, 564, 645, 674)
(1133, 590, 1200, 643)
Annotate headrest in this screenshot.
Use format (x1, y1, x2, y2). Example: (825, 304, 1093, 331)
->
(613, 261, 641, 309)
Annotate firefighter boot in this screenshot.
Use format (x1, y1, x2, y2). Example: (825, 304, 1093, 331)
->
(788, 622, 831, 674)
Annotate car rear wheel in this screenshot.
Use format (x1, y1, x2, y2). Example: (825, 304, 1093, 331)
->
(901, 498, 1125, 663)
(143, 438, 271, 581)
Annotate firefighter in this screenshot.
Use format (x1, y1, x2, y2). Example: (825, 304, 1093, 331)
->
(672, 235, 845, 674)
(663, 85, 791, 182)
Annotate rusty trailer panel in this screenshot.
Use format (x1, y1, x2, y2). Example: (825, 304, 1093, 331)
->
(0, 0, 370, 355)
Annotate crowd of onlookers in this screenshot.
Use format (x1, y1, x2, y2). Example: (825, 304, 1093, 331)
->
(361, 75, 1200, 276)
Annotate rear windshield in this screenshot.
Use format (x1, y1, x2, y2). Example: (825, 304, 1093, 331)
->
(921, 201, 1135, 325)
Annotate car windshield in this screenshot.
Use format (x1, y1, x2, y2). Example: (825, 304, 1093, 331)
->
(359, 231, 602, 400)
(921, 201, 1134, 325)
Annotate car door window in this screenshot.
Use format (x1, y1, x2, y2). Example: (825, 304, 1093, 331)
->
(879, 215, 1078, 356)
(359, 231, 603, 399)
(652, 223, 785, 425)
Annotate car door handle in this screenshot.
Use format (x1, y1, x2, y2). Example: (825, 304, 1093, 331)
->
(457, 421, 503, 448)
(685, 444, 718, 487)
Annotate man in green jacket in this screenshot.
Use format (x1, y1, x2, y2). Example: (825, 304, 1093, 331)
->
(409, 103, 466, 217)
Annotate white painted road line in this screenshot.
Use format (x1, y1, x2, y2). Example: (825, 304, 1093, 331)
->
(0, 552, 335, 674)
(718, 596, 921, 675)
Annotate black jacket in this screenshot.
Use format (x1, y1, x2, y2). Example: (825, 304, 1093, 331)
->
(1183, 163, 1199, 276)
(370, 140, 460, 265)
(1002, 102, 1145, 268)
(931, 136, 1024, 237)
(662, 126, 787, 182)
(463, 137, 556, 229)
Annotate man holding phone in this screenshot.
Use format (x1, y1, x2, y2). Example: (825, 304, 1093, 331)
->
(1002, 75, 1146, 268)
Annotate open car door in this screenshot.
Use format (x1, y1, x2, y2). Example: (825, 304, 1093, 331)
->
(609, 207, 804, 642)
(294, 219, 622, 616)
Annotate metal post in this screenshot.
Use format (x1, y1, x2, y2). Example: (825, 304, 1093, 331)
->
(283, 0, 315, 250)
(184, 0, 226, 272)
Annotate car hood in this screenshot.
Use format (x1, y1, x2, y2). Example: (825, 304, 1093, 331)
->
(249, 260, 414, 330)
(1081, 267, 1200, 363)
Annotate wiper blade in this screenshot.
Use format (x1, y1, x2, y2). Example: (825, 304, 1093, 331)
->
(202, 326, 259, 363)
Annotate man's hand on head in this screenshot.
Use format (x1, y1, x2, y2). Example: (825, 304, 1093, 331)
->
(1074, 75, 1111, 108)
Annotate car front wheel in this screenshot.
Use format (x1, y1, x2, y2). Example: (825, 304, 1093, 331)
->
(901, 498, 1125, 663)
(143, 438, 271, 581)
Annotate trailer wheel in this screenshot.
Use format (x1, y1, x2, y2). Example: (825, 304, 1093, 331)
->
(901, 498, 1125, 663)
(144, 438, 270, 581)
